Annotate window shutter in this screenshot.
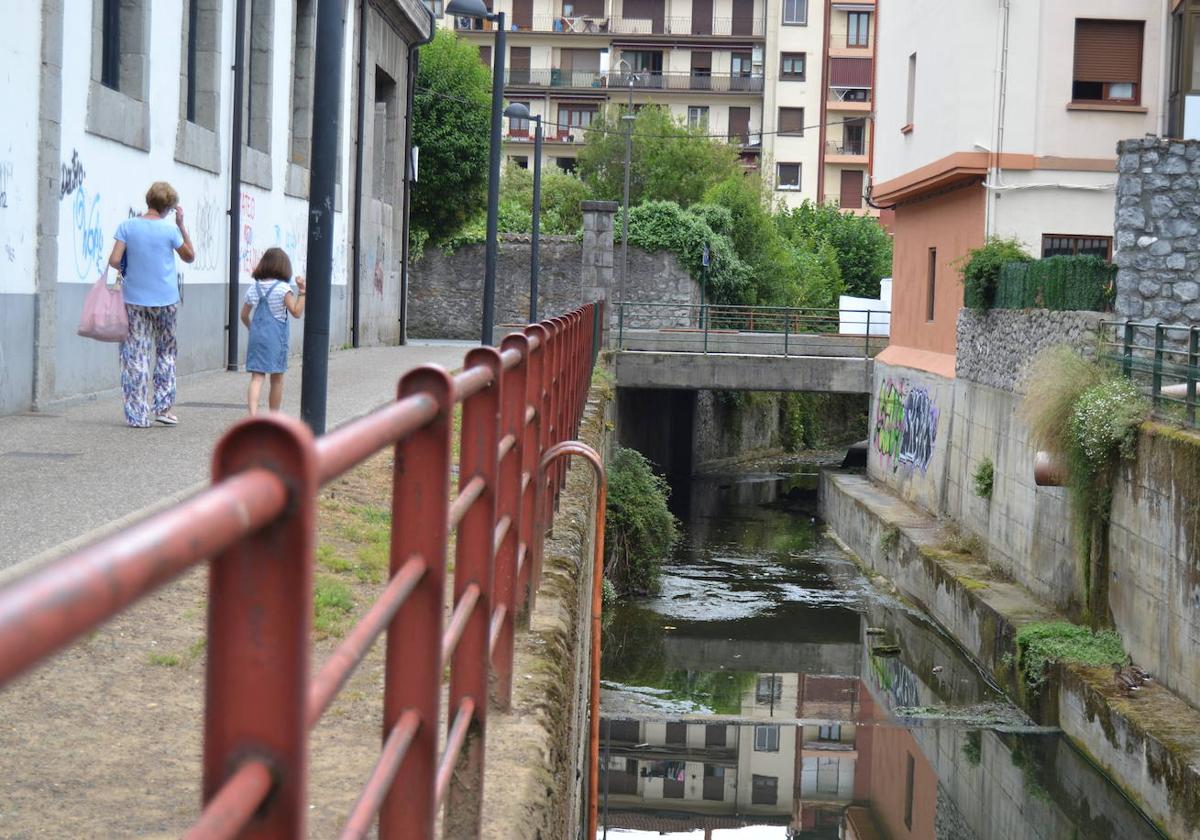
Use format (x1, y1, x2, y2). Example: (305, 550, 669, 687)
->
(1074, 19, 1143, 83)
(779, 107, 804, 134)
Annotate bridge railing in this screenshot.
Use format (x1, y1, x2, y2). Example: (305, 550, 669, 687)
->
(614, 300, 890, 358)
(1100, 319, 1200, 428)
(0, 302, 604, 839)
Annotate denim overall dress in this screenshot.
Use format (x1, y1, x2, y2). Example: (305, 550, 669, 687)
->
(246, 281, 289, 373)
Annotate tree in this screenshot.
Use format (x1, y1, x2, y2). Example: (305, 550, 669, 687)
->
(776, 201, 893, 298)
(578, 105, 741, 207)
(411, 31, 492, 242)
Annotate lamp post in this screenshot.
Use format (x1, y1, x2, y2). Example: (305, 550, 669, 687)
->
(504, 102, 542, 322)
(447, 0, 506, 344)
(617, 59, 635, 311)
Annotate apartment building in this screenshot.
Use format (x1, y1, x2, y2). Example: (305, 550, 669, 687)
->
(872, 0, 1165, 375)
(441, 0, 877, 210)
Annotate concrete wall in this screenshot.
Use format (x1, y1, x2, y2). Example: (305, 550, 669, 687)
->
(1114, 137, 1200, 324)
(2, 1, 430, 415)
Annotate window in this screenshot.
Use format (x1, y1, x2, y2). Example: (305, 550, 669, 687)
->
(751, 774, 779, 805)
(756, 675, 783, 703)
(754, 725, 780, 752)
(777, 162, 801, 191)
(783, 0, 807, 25)
(665, 722, 687, 744)
(817, 724, 842, 741)
(847, 11, 870, 47)
(1073, 19, 1144, 104)
(731, 52, 753, 77)
(290, 0, 317, 168)
(1042, 234, 1113, 260)
(843, 118, 865, 154)
(781, 52, 806, 80)
(688, 106, 709, 129)
(905, 52, 917, 128)
(556, 157, 577, 173)
(373, 68, 399, 205)
(702, 765, 725, 801)
(244, 0, 274, 154)
(904, 753, 915, 829)
(90, 0, 150, 149)
(181, 0, 221, 131)
(563, 106, 597, 129)
(479, 45, 492, 67)
(705, 724, 726, 747)
(926, 247, 937, 321)
(779, 107, 805, 135)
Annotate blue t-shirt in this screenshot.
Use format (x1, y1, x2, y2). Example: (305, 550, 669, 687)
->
(115, 217, 184, 307)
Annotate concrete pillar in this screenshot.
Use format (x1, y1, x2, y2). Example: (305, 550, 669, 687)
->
(33, 0, 65, 409)
(580, 200, 617, 332)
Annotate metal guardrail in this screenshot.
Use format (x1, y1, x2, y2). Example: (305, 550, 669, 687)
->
(463, 14, 765, 35)
(0, 303, 605, 838)
(505, 69, 765, 93)
(615, 301, 890, 359)
(1100, 319, 1200, 427)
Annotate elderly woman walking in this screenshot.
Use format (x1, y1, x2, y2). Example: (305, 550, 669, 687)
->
(107, 182, 195, 427)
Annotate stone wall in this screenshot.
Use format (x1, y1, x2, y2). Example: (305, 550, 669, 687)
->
(1114, 138, 1200, 324)
(955, 309, 1105, 392)
(408, 203, 698, 340)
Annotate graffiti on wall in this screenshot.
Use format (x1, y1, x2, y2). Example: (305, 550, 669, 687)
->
(0, 160, 12, 209)
(873, 377, 940, 474)
(71, 185, 104, 280)
(60, 150, 85, 200)
(193, 194, 221, 272)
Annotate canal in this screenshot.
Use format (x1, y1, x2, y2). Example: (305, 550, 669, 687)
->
(597, 464, 1166, 839)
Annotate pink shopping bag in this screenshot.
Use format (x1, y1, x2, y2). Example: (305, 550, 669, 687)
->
(77, 269, 129, 342)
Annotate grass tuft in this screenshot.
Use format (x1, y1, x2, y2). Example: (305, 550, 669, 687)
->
(1015, 621, 1125, 691)
(314, 575, 356, 638)
(148, 652, 181, 668)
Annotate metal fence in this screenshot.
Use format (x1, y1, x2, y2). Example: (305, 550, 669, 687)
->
(506, 69, 765, 93)
(0, 303, 604, 839)
(487, 15, 765, 35)
(1100, 319, 1200, 427)
(615, 301, 890, 358)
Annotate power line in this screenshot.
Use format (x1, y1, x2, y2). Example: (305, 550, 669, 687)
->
(415, 84, 869, 139)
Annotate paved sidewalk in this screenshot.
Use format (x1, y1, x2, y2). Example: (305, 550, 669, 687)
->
(0, 342, 470, 572)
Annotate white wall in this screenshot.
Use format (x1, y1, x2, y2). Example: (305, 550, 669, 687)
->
(763, 0, 824, 202)
(992, 170, 1118, 256)
(0, 10, 41, 296)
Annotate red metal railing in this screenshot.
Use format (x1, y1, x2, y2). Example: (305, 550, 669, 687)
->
(0, 302, 604, 839)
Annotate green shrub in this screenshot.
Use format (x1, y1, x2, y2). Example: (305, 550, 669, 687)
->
(973, 458, 995, 499)
(995, 256, 1115, 311)
(605, 447, 680, 596)
(961, 238, 1033, 311)
(1014, 621, 1125, 691)
(879, 526, 900, 555)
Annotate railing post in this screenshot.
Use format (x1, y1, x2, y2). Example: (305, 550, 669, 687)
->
(521, 323, 548, 615)
(1123, 320, 1135, 380)
(617, 301, 625, 348)
(382, 366, 454, 840)
(446, 347, 502, 838)
(1189, 326, 1199, 427)
(493, 334, 529, 711)
(864, 310, 871, 359)
(783, 312, 789, 358)
(1153, 323, 1165, 408)
(204, 415, 318, 840)
(702, 304, 709, 354)
(592, 301, 602, 367)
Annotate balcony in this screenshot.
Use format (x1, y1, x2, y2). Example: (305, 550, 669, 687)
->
(505, 69, 764, 93)
(825, 140, 867, 163)
(506, 126, 587, 143)
(465, 14, 764, 36)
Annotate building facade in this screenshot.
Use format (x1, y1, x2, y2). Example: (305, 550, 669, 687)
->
(442, 0, 877, 211)
(0, 0, 431, 416)
(871, 0, 1165, 376)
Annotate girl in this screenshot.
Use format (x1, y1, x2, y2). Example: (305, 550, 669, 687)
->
(241, 247, 306, 415)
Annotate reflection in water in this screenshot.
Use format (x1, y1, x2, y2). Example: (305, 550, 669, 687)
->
(599, 470, 1165, 840)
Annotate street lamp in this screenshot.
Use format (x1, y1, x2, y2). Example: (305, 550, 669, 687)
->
(447, 0, 507, 345)
(504, 102, 542, 322)
(616, 59, 635, 314)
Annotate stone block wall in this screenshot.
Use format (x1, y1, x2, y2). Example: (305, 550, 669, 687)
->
(1114, 138, 1200, 324)
(955, 309, 1105, 392)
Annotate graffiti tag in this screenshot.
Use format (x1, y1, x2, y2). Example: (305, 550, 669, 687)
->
(72, 186, 104, 280)
(60, 150, 86, 200)
(193, 195, 221, 271)
(0, 161, 12, 209)
(873, 378, 939, 474)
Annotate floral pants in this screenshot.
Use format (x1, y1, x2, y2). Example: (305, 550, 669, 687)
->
(120, 304, 177, 427)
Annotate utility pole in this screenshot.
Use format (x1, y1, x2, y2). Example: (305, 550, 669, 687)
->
(619, 63, 634, 309)
(530, 116, 543, 322)
(480, 13, 507, 345)
(299, 0, 345, 434)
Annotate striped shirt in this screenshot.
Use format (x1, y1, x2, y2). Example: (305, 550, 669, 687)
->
(245, 279, 293, 322)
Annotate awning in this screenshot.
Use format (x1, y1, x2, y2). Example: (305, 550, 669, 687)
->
(830, 57, 873, 87)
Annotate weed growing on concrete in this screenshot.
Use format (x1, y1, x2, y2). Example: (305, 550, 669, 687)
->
(963, 730, 982, 767)
(1014, 621, 1125, 693)
(942, 525, 985, 558)
(878, 525, 900, 556)
(314, 575, 355, 638)
(147, 652, 180, 668)
(605, 447, 679, 596)
(973, 458, 994, 499)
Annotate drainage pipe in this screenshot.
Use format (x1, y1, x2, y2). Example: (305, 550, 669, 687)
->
(351, 0, 369, 348)
(226, 0, 248, 370)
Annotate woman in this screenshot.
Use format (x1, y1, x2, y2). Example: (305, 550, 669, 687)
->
(107, 182, 195, 428)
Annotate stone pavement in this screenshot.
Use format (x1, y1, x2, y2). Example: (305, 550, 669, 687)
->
(0, 341, 471, 574)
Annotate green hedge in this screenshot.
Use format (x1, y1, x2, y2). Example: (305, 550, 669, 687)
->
(994, 256, 1115, 311)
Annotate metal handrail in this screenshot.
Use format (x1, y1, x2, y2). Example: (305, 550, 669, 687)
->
(1100, 319, 1200, 427)
(0, 302, 606, 838)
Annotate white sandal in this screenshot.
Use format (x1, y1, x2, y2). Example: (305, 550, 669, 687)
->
(155, 413, 179, 426)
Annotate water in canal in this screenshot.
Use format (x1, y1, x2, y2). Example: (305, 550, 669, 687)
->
(598, 464, 1165, 840)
